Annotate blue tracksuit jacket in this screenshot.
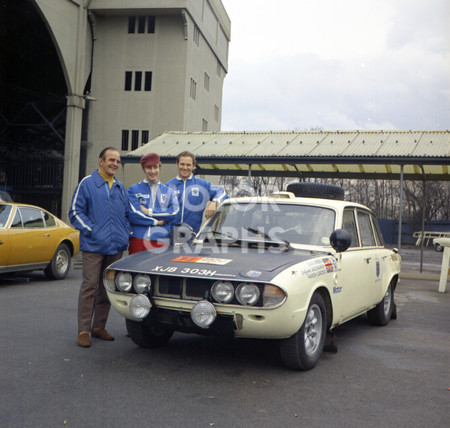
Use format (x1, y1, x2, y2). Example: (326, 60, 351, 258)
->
(166, 175, 228, 233)
(69, 170, 131, 254)
(128, 180, 179, 241)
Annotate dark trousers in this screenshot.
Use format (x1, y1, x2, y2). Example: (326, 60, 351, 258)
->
(78, 251, 122, 333)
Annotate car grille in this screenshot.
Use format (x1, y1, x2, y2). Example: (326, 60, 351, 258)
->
(152, 275, 265, 307)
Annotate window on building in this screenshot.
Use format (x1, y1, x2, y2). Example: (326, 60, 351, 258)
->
(193, 25, 200, 46)
(128, 16, 156, 34)
(125, 71, 152, 92)
(122, 130, 129, 151)
(131, 130, 139, 150)
(216, 60, 222, 78)
(204, 72, 210, 91)
(190, 78, 197, 100)
(202, 119, 208, 131)
(124, 71, 132, 91)
(122, 130, 149, 150)
(138, 16, 146, 33)
(135, 71, 142, 91)
(214, 105, 219, 122)
(128, 16, 136, 34)
(148, 16, 155, 33)
(144, 72, 152, 91)
(142, 130, 149, 146)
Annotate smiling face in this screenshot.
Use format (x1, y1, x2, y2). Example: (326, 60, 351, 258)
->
(98, 149, 121, 177)
(143, 164, 161, 184)
(176, 155, 195, 181)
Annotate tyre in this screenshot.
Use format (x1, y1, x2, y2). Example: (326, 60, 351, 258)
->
(126, 318, 174, 348)
(435, 243, 444, 252)
(367, 282, 393, 326)
(44, 243, 71, 280)
(279, 291, 327, 370)
(286, 182, 345, 200)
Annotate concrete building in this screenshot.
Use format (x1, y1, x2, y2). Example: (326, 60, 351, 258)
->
(85, 1, 231, 185)
(1, 0, 230, 219)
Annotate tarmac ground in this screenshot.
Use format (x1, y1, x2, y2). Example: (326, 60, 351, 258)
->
(399, 243, 449, 285)
(1, 244, 449, 427)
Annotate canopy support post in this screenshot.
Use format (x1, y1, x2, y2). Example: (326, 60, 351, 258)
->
(397, 165, 404, 251)
(419, 165, 426, 273)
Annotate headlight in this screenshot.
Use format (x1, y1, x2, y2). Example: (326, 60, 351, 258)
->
(133, 274, 151, 294)
(236, 283, 260, 306)
(104, 269, 116, 292)
(116, 272, 132, 292)
(263, 284, 286, 307)
(130, 294, 151, 320)
(191, 300, 217, 328)
(211, 280, 234, 303)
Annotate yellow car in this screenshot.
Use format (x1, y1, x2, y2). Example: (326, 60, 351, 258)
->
(0, 202, 79, 279)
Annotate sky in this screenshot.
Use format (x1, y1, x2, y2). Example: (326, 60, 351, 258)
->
(220, 0, 450, 132)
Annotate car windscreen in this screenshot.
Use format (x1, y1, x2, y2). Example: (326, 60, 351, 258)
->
(0, 204, 12, 228)
(200, 202, 336, 246)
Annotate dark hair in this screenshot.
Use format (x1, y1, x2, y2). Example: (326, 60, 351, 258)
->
(176, 151, 196, 164)
(99, 147, 119, 160)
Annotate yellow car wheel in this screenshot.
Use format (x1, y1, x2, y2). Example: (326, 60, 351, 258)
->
(44, 243, 71, 280)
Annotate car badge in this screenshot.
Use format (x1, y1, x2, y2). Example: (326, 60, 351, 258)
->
(245, 270, 262, 278)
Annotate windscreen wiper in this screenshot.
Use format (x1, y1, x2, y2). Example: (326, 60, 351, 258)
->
(243, 227, 293, 251)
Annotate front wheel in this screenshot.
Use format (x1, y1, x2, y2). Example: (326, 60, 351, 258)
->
(44, 243, 71, 280)
(126, 318, 174, 348)
(279, 291, 327, 370)
(367, 282, 394, 326)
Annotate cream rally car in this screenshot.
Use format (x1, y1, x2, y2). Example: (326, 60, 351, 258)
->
(104, 183, 401, 370)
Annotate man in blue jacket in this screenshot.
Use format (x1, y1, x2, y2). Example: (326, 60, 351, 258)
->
(69, 147, 130, 348)
(166, 151, 227, 234)
(128, 152, 179, 254)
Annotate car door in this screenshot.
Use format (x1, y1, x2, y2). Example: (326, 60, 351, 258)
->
(8, 207, 52, 266)
(334, 208, 383, 322)
(0, 204, 13, 268)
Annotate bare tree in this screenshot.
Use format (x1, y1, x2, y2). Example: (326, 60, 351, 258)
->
(219, 174, 450, 221)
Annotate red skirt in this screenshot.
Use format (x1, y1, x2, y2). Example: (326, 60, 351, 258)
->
(128, 237, 167, 255)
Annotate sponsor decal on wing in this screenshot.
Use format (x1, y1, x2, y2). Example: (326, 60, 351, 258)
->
(300, 257, 337, 279)
(171, 256, 232, 265)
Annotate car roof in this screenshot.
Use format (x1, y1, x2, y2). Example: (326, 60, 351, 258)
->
(0, 201, 56, 214)
(222, 194, 371, 211)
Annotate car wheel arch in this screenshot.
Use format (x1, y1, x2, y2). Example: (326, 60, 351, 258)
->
(383, 274, 398, 297)
(315, 286, 333, 331)
(368, 276, 397, 326)
(59, 239, 75, 256)
(280, 289, 329, 370)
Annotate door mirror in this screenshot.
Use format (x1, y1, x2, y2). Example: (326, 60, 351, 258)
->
(330, 229, 352, 253)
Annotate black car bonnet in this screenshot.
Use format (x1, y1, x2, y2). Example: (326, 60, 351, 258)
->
(108, 245, 326, 282)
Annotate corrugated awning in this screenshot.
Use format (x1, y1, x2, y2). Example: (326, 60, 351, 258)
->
(123, 130, 450, 180)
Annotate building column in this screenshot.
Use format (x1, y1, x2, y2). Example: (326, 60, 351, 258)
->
(61, 94, 85, 222)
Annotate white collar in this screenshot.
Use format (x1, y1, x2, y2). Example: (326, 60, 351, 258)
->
(176, 174, 193, 181)
(144, 179, 160, 185)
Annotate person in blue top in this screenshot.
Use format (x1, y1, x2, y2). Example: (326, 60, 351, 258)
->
(166, 151, 227, 234)
(69, 147, 131, 348)
(128, 152, 179, 254)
